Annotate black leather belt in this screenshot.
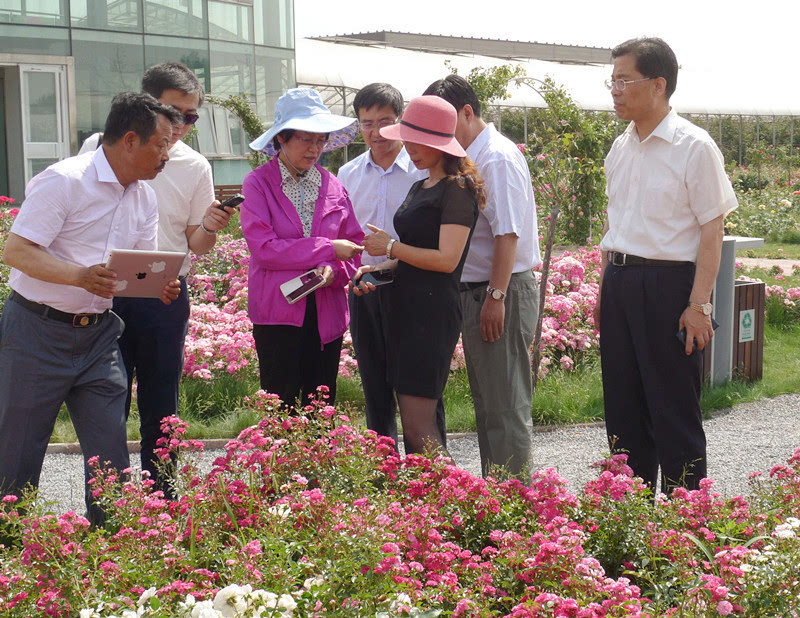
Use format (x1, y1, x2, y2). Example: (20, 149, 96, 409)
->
(8, 290, 106, 327)
(459, 281, 488, 292)
(607, 252, 693, 268)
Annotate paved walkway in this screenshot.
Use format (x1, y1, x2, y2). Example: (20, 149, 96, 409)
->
(38, 394, 800, 513)
(737, 256, 800, 271)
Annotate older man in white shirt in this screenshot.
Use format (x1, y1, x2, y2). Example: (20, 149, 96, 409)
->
(595, 38, 738, 493)
(79, 63, 232, 499)
(424, 75, 541, 479)
(0, 92, 182, 524)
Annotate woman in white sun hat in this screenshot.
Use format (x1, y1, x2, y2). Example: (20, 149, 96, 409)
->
(353, 95, 486, 455)
(241, 88, 364, 410)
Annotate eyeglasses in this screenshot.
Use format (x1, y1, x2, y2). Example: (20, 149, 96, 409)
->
(604, 77, 654, 91)
(181, 113, 200, 125)
(358, 119, 398, 132)
(293, 134, 329, 149)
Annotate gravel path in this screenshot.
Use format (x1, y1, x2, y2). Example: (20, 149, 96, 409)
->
(38, 393, 800, 513)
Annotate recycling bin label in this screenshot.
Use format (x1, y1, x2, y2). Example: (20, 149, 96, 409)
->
(739, 309, 755, 343)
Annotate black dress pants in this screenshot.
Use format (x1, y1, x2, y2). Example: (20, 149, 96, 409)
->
(253, 294, 343, 410)
(600, 262, 707, 493)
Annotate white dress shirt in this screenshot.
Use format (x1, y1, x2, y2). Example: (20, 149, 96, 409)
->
(9, 147, 159, 313)
(81, 135, 214, 276)
(337, 147, 426, 267)
(600, 109, 738, 261)
(463, 123, 541, 282)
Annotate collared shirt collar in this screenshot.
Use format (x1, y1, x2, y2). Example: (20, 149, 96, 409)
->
(466, 122, 494, 161)
(365, 146, 416, 175)
(627, 108, 679, 145)
(92, 145, 122, 184)
(91, 144, 145, 191)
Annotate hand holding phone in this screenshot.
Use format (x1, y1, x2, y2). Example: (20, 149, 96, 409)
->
(218, 193, 244, 210)
(356, 268, 394, 287)
(676, 317, 719, 351)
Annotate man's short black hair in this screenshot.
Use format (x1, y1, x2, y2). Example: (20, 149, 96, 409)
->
(422, 74, 481, 118)
(141, 61, 205, 106)
(352, 83, 404, 118)
(102, 92, 182, 145)
(612, 37, 678, 100)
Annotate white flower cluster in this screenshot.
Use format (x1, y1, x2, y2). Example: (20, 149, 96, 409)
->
(79, 584, 299, 618)
(181, 585, 297, 617)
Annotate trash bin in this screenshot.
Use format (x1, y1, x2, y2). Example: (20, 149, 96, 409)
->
(731, 280, 765, 382)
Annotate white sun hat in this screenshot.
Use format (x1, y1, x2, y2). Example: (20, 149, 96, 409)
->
(249, 88, 358, 156)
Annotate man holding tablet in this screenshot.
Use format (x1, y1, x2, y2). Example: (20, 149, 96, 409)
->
(81, 63, 234, 498)
(0, 93, 182, 524)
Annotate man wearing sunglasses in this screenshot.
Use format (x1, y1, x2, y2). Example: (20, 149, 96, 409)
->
(80, 62, 233, 498)
(595, 38, 738, 494)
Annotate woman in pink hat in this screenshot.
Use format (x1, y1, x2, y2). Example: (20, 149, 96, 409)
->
(241, 88, 365, 409)
(353, 95, 486, 456)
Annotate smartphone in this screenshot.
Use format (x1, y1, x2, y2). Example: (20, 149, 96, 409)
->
(218, 193, 244, 210)
(676, 318, 720, 349)
(355, 268, 394, 287)
(280, 269, 326, 304)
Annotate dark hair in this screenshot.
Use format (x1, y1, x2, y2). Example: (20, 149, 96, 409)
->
(272, 129, 296, 153)
(352, 83, 404, 118)
(141, 61, 205, 106)
(423, 74, 481, 118)
(611, 37, 678, 100)
(102, 92, 182, 145)
(443, 154, 486, 209)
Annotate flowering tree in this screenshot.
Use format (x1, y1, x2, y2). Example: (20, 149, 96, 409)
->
(522, 78, 615, 246)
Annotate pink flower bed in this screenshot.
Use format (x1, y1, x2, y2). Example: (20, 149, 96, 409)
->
(2, 397, 799, 616)
(184, 238, 604, 382)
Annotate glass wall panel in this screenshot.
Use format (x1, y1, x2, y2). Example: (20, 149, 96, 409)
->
(253, 0, 292, 49)
(71, 0, 142, 32)
(71, 29, 145, 143)
(207, 0, 251, 43)
(144, 0, 205, 38)
(25, 72, 58, 143)
(210, 158, 250, 185)
(0, 24, 70, 55)
(143, 35, 210, 94)
(254, 46, 294, 121)
(209, 40, 254, 99)
(0, 0, 68, 26)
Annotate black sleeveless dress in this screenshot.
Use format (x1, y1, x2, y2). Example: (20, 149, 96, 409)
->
(385, 177, 479, 399)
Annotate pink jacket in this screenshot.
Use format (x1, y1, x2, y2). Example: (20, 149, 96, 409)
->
(240, 158, 364, 345)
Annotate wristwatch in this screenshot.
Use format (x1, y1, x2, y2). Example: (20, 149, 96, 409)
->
(688, 301, 713, 316)
(486, 286, 506, 301)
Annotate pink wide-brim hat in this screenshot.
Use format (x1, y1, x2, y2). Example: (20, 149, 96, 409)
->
(380, 95, 466, 158)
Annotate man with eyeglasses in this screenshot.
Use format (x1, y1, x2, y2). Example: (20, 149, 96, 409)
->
(338, 83, 443, 452)
(79, 62, 234, 498)
(595, 38, 738, 494)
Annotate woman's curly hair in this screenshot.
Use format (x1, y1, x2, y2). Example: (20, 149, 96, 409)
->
(442, 154, 487, 209)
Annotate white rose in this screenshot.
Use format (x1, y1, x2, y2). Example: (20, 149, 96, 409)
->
(138, 587, 158, 607)
(191, 600, 221, 618)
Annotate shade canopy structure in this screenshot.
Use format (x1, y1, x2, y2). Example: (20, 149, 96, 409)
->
(296, 38, 800, 117)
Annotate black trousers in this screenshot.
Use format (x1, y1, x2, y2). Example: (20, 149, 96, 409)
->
(349, 287, 447, 452)
(253, 294, 343, 410)
(600, 262, 706, 493)
(114, 278, 190, 499)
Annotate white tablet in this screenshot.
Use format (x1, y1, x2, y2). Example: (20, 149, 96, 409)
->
(106, 249, 186, 298)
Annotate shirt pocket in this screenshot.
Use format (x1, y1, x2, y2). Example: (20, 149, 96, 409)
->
(643, 177, 682, 220)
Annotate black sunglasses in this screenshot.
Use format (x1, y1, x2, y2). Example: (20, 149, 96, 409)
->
(181, 112, 200, 126)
